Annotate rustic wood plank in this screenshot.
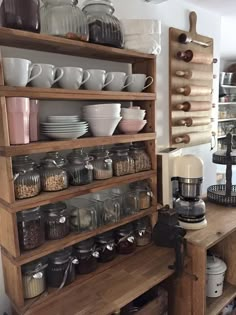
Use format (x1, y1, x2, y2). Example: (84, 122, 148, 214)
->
(0, 156, 15, 203)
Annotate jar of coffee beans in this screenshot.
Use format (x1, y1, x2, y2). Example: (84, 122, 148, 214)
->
(67, 149, 93, 186)
(115, 224, 136, 255)
(91, 148, 113, 180)
(129, 143, 152, 173)
(13, 155, 41, 200)
(40, 152, 68, 192)
(112, 146, 135, 177)
(96, 231, 116, 263)
(17, 207, 45, 251)
(134, 217, 152, 247)
(43, 202, 70, 240)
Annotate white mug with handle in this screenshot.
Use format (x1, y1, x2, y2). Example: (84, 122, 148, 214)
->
(30, 64, 64, 88)
(105, 72, 134, 91)
(126, 74, 154, 92)
(84, 69, 114, 91)
(58, 67, 91, 90)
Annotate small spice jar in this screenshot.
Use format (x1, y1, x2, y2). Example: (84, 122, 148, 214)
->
(13, 155, 41, 200)
(115, 224, 136, 255)
(112, 146, 135, 177)
(130, 182, 153, 210)
(17, 207, 45, 251)
(129, 144, 152, 173)
(43, 202, 70, 240)
(96, 231, 116, 263)
(47, 247, 78, 288)
(67, 149, 94, 186)
(73, 238, 99, 274)
(40, 151, 69, 192)
(91, 148, 113, 180)
(134, 217, 152, 247)
(22, 258, 47, 299)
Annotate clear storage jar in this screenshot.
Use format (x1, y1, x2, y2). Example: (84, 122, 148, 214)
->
(91, 148, 113, 180)
(123, 190, 140, 216)
(82, 0, 124, 48)
(129, 144, 152, 173)
(13, 155, 41, 200)
(112, 147, 135, 177)
(134, 217, 152, 247)
(67, 149, 94, 186)
(43, 202, 70, 240)
(17, 207, 45, 251)
(40, 152, 69, 192)
(115, 224, 136, 255)
(22, 259, 47, 299)
(41, 0, 89, 41)
(130, 182, 153, 210)
(96, 231, 116, 263)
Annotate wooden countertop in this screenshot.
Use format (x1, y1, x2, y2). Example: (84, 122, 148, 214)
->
(185, 202, 236, 249)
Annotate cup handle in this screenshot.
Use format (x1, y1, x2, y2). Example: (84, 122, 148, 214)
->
(103, 73, 114, 88)
(80, 71, 91, 86)
(28, 64, 42, 83)
(123, 75, 134, 89)
(143, 76, 154, 91)
(53, 68, 64, 85)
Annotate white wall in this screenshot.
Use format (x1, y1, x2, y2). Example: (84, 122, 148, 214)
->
(0, 0, 221, 313)
(221, 16, 236, 61)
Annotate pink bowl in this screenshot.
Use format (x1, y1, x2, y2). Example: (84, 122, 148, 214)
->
(119, 119, 147, 134)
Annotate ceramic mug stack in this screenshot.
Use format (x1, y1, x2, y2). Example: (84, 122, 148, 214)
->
(119, 106, 147, 135)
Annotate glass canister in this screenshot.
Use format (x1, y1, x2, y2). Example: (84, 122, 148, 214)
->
(22, 258, 47, 299)
(69, 198, 98, 232)
(47, 247, 78, 288)
(112, 146, 135, 177)
(130, 182, 153, 210)
(129, 143, 152, 173)
(115, 224, 136, 255)
(41, 0, 89, 41)
(82, 0, 124, 48)
(96, 231, 116, 263)
(91, 148, 113, 180)
(17, 207, 45, 251)
(134, 217, 152, 247)
(43, 202, 70, 240)
(67, 149, 94, 186)
(73, 238, 99, 274)
(123, 190, 140, 216)
(13, 155, 41, 200)
(40, 152, 69, 192)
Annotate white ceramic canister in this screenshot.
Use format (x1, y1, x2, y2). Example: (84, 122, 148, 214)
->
(206, 255, 227, 298)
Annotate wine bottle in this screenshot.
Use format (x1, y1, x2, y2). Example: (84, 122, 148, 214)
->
(176, 50, 218, 65)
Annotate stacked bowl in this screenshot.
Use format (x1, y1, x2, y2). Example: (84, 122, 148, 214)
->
(83, 103, 122, 136)
(40, 115, 88, 140)
(119, 107, 147, 134)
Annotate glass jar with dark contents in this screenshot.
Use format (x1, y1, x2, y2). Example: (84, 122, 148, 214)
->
(73, 238, 99, 274)
(43, 202, 70, 240)
(115, 224, 136, 255)
(134, 217, 152, 247)
(47, 247, 78, 288)
(96, 231, 116, 263)
(17, 207, 45, 251)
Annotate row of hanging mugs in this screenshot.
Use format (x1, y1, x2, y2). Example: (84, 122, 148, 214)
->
(2, 57, 154, 92)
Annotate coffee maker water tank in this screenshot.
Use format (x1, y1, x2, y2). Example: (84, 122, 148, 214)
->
(173, 155, 204, 179)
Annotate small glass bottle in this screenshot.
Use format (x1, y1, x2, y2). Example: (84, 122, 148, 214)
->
(91, 148, 113, 180)
(129, 144, 152, 173)
(96, 231, 116, 263)
(134, 217, 152, 247)
(115, 224, 136, 255)
(112, 146, 135, 177)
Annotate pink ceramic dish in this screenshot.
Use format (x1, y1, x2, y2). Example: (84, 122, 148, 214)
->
(119, 119, 147, 135)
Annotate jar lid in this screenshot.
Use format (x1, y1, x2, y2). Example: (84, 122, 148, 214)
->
(74, 238, 95, 250)
(134, 217, 150, 230)
(82, 0, 114, 12)
(17, 207, 41, 221)
(49, 247, 72, 264)
(90, 148, 110, 159)
(206, 256, 227, 275)
(116, 223, 134, 234)
(13, 155, 36, 170)
(22, 258, 48, 274)
(96, 231, 115, 243)
(41, 151, 66, 168)
(67, 149, 92, 164)
(42, 202, 67, 214)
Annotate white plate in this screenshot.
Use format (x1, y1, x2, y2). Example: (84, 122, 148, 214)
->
(41, 128, 88, 133)
(48, 118, 80, 123)
(41, 122, 87, 127)
(43, 131, 87, 139)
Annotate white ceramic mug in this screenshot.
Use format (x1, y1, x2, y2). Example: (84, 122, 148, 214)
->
(30, 64, 64, 88)
(126, 74, 154, 92)
(2, 58, 42, 87)
(105, 72, 134, 91)
(57, 67, 90, 89)
(84, 69, 114, 91)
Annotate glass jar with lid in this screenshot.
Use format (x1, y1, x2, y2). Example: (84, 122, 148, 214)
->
(22, 258, 48, 299)
(41, 0, 89, 41)
(40, 151, 69, 192)
(13, 155, 41, 200)
(123, 190, 140, 216)
(129, 143, 152, 173)
(112, 146, 135, 177)
(82, 0, 124, 48)
(67, 149, 94, 186)
(96, 231, 116, 263)
(17, 207, 45, 251)
(47, 247, 78, 288)
(73, 238, 99, 274)
(134, 217, 152, 247)
(91, 148, 113, 180)
(43, 202, 70, 240)
(130, 181, 153, 210)
(115, 224, 136, 255)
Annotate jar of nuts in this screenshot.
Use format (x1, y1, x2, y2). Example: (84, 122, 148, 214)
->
(91, 148, 113, 180)
(40, 152, 69, 192)
(111, 146, 135, 177)
(13, 155, 41, 200)
(129, 143, 152, 173)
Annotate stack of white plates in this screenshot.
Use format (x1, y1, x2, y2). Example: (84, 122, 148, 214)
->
(47, 115, 80, 123)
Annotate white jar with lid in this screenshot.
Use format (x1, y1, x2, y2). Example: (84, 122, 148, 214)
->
(206, 255, 227, 298)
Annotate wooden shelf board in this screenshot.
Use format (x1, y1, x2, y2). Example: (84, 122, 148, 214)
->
(14, 245, 174, 315)
(4, 206, 158, 266)
(221, 85, 236, 89)
(206, 282, 236, 315)
(2, 170, 156, 212)
(0, 27, 155, 63)
(0, 86, 156, 101)
(0, 133, 156, 157)
(218, 118, 236, 122)
(219, 102, 236, 105)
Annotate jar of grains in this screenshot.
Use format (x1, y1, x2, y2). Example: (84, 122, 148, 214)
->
(123, 190, 140, 216)
(111, 146, 135, 177)
(96, 231, 116, 263)
(91, 148, 113, 180)
(47, 247, 78, 288)
(129, 143, 152, 173)
(13, 155, 41, 200)
(134, 217, 152, 247)
(17, 207, 45, 251)
(73, 238, 99, 274)
(130, 182, 153, 210)
(43, 202, 70, 240)
(22, 259, 48, 299)
(115, 224, 136, 255)
(40, 151, 68, 192)
(67, 149, 94, 186)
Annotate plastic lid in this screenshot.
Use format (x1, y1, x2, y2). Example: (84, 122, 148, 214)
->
(206, 256, 227, 275)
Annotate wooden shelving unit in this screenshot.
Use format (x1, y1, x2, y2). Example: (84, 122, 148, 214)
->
(219, 102, 236, 106)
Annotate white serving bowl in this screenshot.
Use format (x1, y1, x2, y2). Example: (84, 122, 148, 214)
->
(122, 112, 146, 120)
(83, 103, 121, 117)
(119, 119, 147, 134)
(83, 113, 120, 119)
(87, 117, 121, 136)
(85, 103, 121, 110)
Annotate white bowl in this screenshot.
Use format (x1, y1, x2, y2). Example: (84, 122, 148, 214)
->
(84, 103, 121, 110)
(83, 113, 120, 119)
(122, 112, 146, 120)
(87, 117, 121, 136)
